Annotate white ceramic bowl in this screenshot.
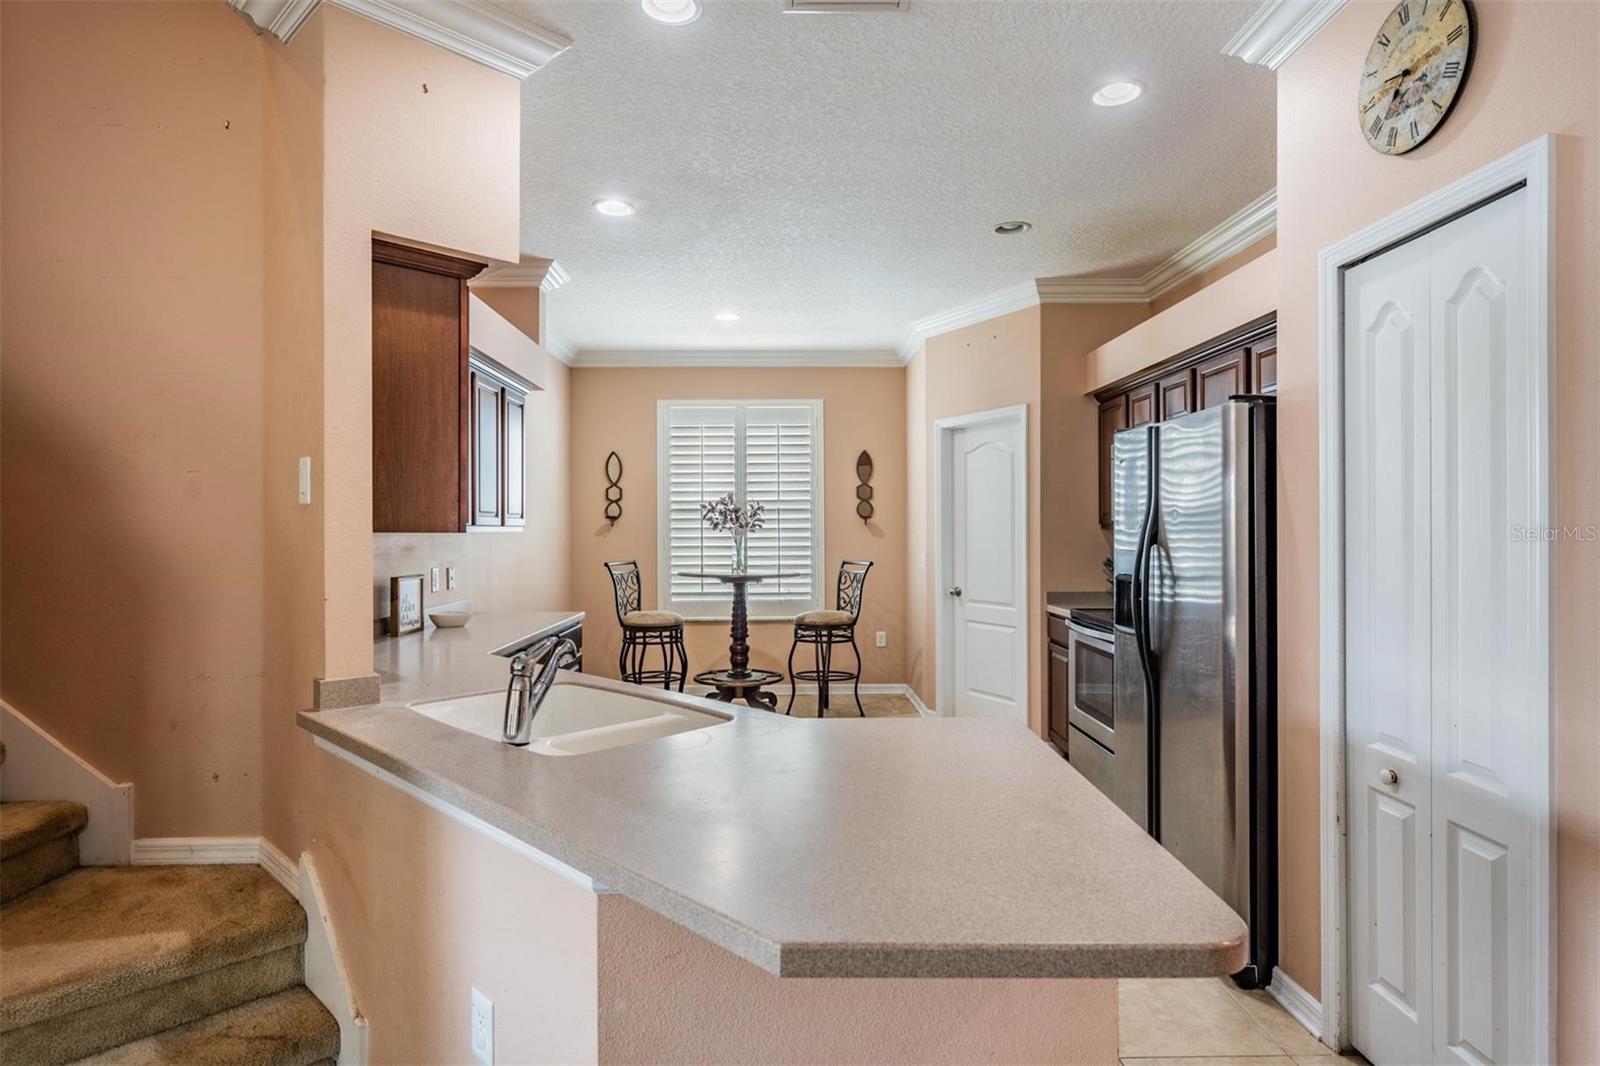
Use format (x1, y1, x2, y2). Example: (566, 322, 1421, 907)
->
(428, 610, 472, 629)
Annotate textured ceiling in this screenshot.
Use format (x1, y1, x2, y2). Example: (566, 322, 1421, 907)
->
(493, 0, 1276, 353)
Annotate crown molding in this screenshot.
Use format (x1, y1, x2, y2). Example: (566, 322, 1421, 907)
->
(897, 281, 1040, 363)
(1035, 187, 1276, 305)
(326, 0, 571, 78)
(470, 256, 568, 290)
(543, 334, 576, 366)
(570, 349, 902, 369)
(1222, 0, 1348, 70)
(228, 0, 322, 41)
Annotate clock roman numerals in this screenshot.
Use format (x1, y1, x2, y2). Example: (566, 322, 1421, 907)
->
(1443, 59, 1462, 78)
(1369, 114, 1385, 139)
(1438, 0, 1454, 20)
(1446, 24, 1464, 44)
(1387, 126, 1399, 148)
(1410, 118, 1420, 139)
(1376, 32, 1391, 48)
(1396, 3, 1410, 25)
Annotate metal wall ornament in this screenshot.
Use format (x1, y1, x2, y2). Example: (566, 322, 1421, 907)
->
(604, 451, 623, 525)
(855, 450, 874, 524)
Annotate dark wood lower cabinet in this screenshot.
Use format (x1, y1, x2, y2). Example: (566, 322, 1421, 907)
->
(1048, 637, 1071, 753)
(1092, 314, 1276, 528)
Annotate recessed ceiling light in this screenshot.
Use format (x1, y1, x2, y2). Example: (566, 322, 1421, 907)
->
(994, 221, 1033, 235)
(1092, 81, 1144, 107)
(641, 0, 701, 24)
(593, 199, 636, 217)
(713, 311, 741, 322)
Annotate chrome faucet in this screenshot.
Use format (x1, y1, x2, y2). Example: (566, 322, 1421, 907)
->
(502, 635, 580, 746)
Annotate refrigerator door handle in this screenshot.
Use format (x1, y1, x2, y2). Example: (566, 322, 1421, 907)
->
(1132, 428, 1161, 834)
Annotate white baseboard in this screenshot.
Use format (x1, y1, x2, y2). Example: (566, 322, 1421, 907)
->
(1, 699, 134, 865)
(132, 836, 299, 897)
(1267, 966, 1324, 1043)
(903, 686, 935, 717)
(299, 853, 370, 1066)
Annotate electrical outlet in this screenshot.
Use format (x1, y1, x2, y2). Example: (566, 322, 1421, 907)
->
(875, 631, 887, 648)
(297, 457, 312, 505)
(470, 987, 493, 1065)
(430, 567, 442, 594)
(447, 566, 458, 590)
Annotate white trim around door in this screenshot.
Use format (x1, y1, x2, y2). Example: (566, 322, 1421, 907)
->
(1317, 134, 1554, 1059)
(932, 404, 1030, 721)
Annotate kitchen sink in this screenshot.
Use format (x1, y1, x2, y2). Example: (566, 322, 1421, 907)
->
(409, 678, 731, 756)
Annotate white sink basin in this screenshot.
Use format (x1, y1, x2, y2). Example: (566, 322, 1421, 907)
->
(409, 678, 731, 756)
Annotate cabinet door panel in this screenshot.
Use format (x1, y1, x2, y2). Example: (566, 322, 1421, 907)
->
(1196, 345, 1250, 409)
(1251, 333, 1278, 395)
(472, 372, 502, 526)
(1127, 382, 1157, 427)
(1098, 396, 1128, 528)
(1158, 368, 1194, 421)
(504, 390, 526, 527)
(1048, 640, 1071, 751)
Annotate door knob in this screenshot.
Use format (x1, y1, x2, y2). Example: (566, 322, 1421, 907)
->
(947, 586, 963, 597)
(1379, 768, 1399, 786)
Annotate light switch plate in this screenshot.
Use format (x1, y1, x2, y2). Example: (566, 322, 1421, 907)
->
(470, 987, 493, 1065)
(875, 631, 887, 648)
(297, 457, 312, 505)
(447, 566, 458, 590)
(430, 568, 442, 594)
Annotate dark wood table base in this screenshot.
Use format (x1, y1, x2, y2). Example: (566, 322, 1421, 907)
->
(694, 668, 784, 711)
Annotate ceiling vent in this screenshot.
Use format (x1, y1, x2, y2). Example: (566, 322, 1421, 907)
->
(784, 0, 908, 12)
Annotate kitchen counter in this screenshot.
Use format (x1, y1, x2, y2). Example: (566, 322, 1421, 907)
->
(301, 611, 1245, 980)
(1047, 589, 1112, 619)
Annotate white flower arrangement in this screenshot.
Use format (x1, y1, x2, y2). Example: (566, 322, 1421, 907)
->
(700, 492, 766, 534)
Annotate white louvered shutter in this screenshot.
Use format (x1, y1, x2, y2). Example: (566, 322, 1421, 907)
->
(657, 401, 823, 618)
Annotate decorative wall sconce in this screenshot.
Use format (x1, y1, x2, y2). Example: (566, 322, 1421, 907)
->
(855, 450, 874, 524)
(604, 451, 623, 525)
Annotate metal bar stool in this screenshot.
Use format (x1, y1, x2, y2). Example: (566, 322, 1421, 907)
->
(603, 560, 687, 691)
(786, 560, 873, 717)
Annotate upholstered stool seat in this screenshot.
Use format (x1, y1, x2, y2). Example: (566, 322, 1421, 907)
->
(604, 561, 688, 691)
(795, 609, 852, 626)
(786, 561, 873, 718)
(622, 609, 684, 628)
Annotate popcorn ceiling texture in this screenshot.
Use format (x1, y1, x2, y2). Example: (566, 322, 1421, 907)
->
(503, 0, 1276, 351)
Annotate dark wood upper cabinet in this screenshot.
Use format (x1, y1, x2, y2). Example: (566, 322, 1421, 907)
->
(1097, 395, 1129, 529)
(1196, 344, 1250, 410)
(1157, 368, 1194, 421)
(373, 238, 535, 534)
(1250, 333, 1278, 395)
(1127, 382, 1158, 427)
(1091, 313, 1275, 528)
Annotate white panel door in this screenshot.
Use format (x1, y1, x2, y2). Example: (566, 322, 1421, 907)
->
(949, 419, 1025, 719)
(1344, 188, 1541, 1066)
(1345, 230, 1434, 1066)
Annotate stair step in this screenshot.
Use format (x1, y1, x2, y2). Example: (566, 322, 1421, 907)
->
(71, 987, 340, 1066)
(0, 865, 307, 1057)
(1, 801, 88, 859)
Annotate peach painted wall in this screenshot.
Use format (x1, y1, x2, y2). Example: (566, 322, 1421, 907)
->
(1039, 302, 1154, 597)
(1150, 232, 1277, 313)
(1083, 250, 1280, 394)
(1, 1, 270, 835)
(597, 893, 1119, 1065)
(1273, 4, 1599, 1058)
(567, 367, 907, 687)
(904, 306, 1044, 723)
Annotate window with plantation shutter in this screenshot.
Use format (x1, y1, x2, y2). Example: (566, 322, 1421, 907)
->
(658, 400, 824, 619)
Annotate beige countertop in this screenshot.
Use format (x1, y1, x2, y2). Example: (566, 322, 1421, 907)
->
(302, 611, 1246, 980)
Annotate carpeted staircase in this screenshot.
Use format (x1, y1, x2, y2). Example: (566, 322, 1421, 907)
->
(0, 796, 340, 1065)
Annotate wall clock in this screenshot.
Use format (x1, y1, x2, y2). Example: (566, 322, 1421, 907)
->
(1358, 0, 1473, 155)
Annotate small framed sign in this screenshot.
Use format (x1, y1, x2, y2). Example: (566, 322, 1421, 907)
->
(389, 574, 425, 636)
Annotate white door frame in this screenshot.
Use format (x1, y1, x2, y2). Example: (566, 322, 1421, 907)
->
(1317, 135, 1555, 1058)
(932, 404, 1030, 720)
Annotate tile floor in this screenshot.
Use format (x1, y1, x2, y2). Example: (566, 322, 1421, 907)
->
(777, 692, 919, 717)
(1119, 978, 1368, 1065)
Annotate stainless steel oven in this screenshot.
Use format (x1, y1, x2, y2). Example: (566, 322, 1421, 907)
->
(1065, 620, 1116, 752)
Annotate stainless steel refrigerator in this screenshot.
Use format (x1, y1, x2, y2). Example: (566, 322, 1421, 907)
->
(1109, 397, 1277, 987)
